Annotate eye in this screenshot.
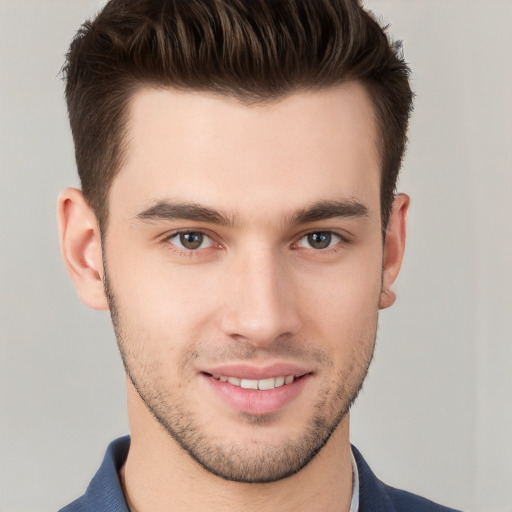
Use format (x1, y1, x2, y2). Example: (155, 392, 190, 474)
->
(297, 231, 343, 250)
(168, 231, 213, 251)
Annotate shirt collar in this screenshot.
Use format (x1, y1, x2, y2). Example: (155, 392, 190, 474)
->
(350, 446, 360, 512)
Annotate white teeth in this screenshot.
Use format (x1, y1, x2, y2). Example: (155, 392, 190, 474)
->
(215, 374, 296, 389)
(274, 376, 285, 387)
(240, 379, 259, 390)
(258, 377, 276, 390)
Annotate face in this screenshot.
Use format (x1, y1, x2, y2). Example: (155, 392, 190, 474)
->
(64, 83, 406, 483)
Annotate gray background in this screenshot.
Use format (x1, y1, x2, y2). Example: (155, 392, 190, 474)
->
(1, 1, 511, 511)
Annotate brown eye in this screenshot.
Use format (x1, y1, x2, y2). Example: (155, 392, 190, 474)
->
(297, 231, 341, 250)
(180, 232, 203, 249)
(169, 231, 212, 251)
(307, 232, 332, 249)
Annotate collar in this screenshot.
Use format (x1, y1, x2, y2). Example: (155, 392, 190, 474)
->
(350, 447, 360, 512)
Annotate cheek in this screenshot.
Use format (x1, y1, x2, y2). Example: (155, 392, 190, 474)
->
(297, 250, 382, 346)
(107, 250, 222, 349)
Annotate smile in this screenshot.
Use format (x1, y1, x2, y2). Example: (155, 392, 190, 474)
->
(202, 369, 311, 415)
(210, 374, 296, 390)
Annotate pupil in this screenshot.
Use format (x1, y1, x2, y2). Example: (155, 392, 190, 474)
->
(308, 232, 331, 249)
(180, 232, 203, 249)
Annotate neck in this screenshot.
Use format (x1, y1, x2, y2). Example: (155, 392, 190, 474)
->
(121, 382, 354, 512)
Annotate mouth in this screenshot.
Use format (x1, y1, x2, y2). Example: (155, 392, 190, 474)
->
(200, 366, 312, 415)
(203, 373, 305, 390)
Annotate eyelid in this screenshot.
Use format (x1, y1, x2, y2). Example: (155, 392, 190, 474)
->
(163, 228, 220, 253)
(293, 229, 350, 250)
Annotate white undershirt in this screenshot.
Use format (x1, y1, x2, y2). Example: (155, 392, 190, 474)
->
(349, 448, 360, 512)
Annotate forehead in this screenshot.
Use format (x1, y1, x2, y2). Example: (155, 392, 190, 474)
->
(111, 83, 381, 222)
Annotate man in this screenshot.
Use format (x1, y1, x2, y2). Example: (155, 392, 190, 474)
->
(56, 0, 461, 511)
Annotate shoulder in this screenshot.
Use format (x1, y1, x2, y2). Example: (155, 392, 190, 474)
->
(382, 484, 462, 512)
(58, 498, 86, 512)
(57, 436, 131, 512)
(352, 445, 463, 512)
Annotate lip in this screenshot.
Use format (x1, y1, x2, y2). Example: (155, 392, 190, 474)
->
(202, 362, 312, 380)
(200, 363, 312, 416)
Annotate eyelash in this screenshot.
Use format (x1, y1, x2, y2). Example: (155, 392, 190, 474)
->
(163, 230, 219, 257)
(162, 229, 350, 256)
(292, 231, 348, 251)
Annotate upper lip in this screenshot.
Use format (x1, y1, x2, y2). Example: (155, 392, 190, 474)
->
(201, 363, 312, 380)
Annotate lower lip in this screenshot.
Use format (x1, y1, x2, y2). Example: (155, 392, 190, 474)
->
(201, 374, 310, 415)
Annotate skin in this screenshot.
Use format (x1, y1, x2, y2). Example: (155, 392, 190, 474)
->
(58, 82, 409, 512)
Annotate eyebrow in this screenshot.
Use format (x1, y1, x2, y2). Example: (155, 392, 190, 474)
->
(135, 198, 369, 227)
(136, 201, 236, 226)
(289, 199, 369, 225)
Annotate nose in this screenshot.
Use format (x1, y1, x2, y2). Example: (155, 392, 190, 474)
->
(219, 247, 302, 348)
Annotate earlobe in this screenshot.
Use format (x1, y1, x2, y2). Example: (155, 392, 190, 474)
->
(57, 188, 109, 311)
(379, 193, 410, 310)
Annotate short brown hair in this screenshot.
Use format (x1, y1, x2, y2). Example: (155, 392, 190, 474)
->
(63, 0, 413, 230)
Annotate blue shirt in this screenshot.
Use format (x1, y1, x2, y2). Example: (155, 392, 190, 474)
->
(58, 436, 462, 512)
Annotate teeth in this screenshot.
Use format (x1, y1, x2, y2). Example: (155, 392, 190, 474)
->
(274, 376, 285, 387)
(215, 374, 296, 389)
(240, 379, 258, 389)
(258, 377, 275, 390)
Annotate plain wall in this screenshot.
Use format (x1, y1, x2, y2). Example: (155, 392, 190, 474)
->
(1, 1, 511, 511)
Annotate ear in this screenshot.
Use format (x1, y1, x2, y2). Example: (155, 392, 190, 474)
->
(379, 193, 410, 310)
(57, 188, 109, 310)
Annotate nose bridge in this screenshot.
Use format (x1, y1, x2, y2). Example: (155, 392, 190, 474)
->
(220, 244, 301, 346)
